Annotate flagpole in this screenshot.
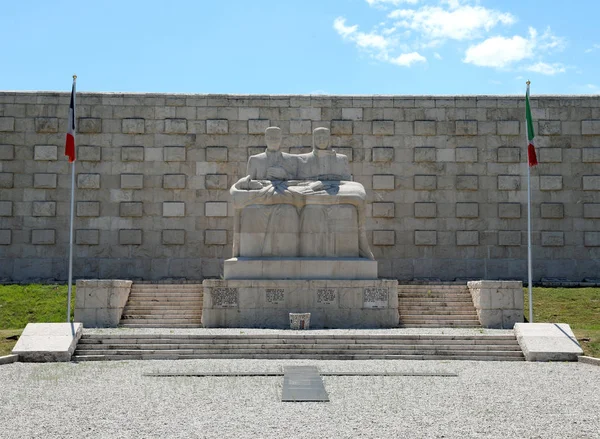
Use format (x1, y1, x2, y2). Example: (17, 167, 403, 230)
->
(526, 80, 533, 323)
(66, 74, 77, 323)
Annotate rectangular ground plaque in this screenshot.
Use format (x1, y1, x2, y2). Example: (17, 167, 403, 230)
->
(363, 287, 389, 309)
(316, 288, 336, 305)
(281, 366, 329, 402)
(265, 288, 285, 305)
(211, 287, 238, 308)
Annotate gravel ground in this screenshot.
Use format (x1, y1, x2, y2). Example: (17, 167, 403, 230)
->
(1, 359, 599, 438)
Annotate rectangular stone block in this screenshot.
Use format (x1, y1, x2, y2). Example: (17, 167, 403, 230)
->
(0, 173, 13, 188)
(541, 203, 564, 219)
(372, 120, 394, 136)
(373, 230, 395, 246)
(455, 120, 477, 136)
(206, 146, 228, 162)
(540, 175, 563, 191)
(120, 174, 143, 189)
(12, 323, 83, 362)
(457, 231, 479, 246)
(206, 119, 229, 134)
(372, 147, 394, 162)
(585, 232, 600, 247)
(456, 202, 478, 218)
(121, 146, 144, 161)
(164, 146, 186, 162)
(541, 231, 564, 246)
(395, 121, 413, 135)
(205, 174, 228, 189)
(32, 201, 56, 217)
(77, 201, 100, 217)
(205, 201, 228, 217)
(455, 147, 478, 162)
(342, 108, 363, 120)
(414, 120, 436, 136)
(336, 147, 353, 161)
(34, 145, 57, 161)
(122, 118, 145, 134)
(78, 118, 102, 134)
(205, 229, 228, 245)
(248, 119, 270, 134)
(331, 120, 353, 135)
(414, 175, 436, 190)
(538, 148, 562, 163)
(163, 174, 186, 189)
(0, 201, 13, 216)
(77, 173, 100, 189)
(456, 175, 478, 191)
(372, 202, 395, 218)
(497, 147, 520, 163)
(582, 148, 600, 163)
(165, 118, 187, 134)
(583, 203, 600, 218)
(163, 201, 185, 217)
(498, 203, 521, 219)
(0, 144, 14, 160)
(582, 120, 600, 135)
(120, 202, 143, 218)
(32, 229, 55, 245)
(35, 117, 59, 133)
(78, 146, 102, 161)
(538, 120, 561, 136)
(76, 229, 99, 245)
(414, 202, 436, 218)
(498, 231, 521, 246)
(0, 117, 15, 131)
(497, 120, 520, 135)
(415, 230, 437, 246)
(290, 120, 312, 134)
(414, 147, 436, 162)
(0, 229, 11, 245)
(162, 229, 185, 245)
(583, 176, 600, 191)
(498, 175, 520, 191)
(119, 229, 142, 245)
(372, 175, 395, 190)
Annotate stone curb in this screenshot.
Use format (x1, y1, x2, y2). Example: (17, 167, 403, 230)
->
(578, 356, 600, 366)
(0, 354, 18, 365)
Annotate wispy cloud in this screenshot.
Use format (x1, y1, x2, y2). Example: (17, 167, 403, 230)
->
(366, 0, 420, 7)
(526, 62, 566, 76)
(585, 43, 600, 53)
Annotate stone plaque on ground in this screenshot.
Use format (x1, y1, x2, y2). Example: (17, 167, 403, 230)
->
(363, 287, 389, 308)
(281, 366, 329, 402)
(211, 288, 238, 308)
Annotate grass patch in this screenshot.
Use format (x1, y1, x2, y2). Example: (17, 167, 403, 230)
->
(0, 329, 22, 356)
(524, 287, 600, 358)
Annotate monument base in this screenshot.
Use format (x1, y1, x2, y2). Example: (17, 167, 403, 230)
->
(223, 258, 378, 280)
(201, 279, 399, 329)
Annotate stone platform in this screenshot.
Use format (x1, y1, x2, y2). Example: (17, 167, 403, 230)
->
(223, 258, 378, 280)
(201, 279, 399, 328)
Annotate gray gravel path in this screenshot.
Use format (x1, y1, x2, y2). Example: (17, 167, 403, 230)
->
(1, 359, 599, 438)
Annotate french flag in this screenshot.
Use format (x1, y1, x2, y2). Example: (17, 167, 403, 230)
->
(65, 79, 76, 162)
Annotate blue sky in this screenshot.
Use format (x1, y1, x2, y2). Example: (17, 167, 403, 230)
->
(2, 0, 599, 95)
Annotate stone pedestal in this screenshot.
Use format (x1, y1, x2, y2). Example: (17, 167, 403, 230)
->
(201, 279, 399, 329)
(224, 258, 378, 280)
(74, 279, 133, 328)
(467, 280, 524, 329)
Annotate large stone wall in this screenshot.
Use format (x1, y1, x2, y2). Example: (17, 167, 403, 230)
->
(0, 92, 599, 282)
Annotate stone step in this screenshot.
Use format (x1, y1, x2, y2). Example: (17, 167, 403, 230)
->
(119, 319, 202, 325)
(120, 314, 202, 320)
(399, 323, 482, 328)
(399, 308, 477, 314)
(397, 297, 473, 303)
(130, 284, 203, 289)
(119, 323, 202, 328)
(81, 333, 517, 340)
(399, 313, 478, 319)
(128, 294, 203, 299)
(122, 309, 203, 315)
(125, 301, 203, 307)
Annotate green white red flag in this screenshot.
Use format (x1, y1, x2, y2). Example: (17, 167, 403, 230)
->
(65, 79, 76, 162)
(525, 83, 538, 167)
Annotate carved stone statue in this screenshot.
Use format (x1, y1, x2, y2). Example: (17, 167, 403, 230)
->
(230, 126, 374, 262)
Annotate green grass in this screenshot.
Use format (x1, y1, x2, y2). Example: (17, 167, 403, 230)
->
(524, 287, 600, 358)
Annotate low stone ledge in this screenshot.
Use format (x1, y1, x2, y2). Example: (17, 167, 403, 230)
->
(0, 354, 18, 365)
(74, 279, 133, 328)
(578, 356, 600, 366)
(515, 323, 583, 362)
(12, 323, 82, 362)
(467, 280, 524, 329)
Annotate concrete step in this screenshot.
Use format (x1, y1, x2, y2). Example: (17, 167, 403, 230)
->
(119, 323, 202, 328)
(399, 309, 477, 315)
(125, 301, 203, 307)
(120, 314, 202, 320)
(119, 319, 202, 325)
(127, 294, 203, 299)
(399, 313, 478, 319)
(399, 323, 481, 328)
(122, 307, 203, 313)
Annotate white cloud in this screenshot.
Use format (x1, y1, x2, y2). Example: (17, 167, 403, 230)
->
(389, 3, 515, 41)
(463, 27, 564, 69)
(333, 17, 358, 38)
(334, 17, 392, 51)
(433, 52, 442, 60)
(585, 43, 600, 53)
(525, 62, 566, 76)
(388, 52, 427, 66)
(366, 0, 420, 6)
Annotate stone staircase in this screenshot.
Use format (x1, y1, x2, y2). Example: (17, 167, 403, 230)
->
(119, 284, 203, 328)
(72, 333, 523, 362)
(398, 285, 481, 328)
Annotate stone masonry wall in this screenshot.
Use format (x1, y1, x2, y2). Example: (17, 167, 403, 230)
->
(0, 92, 599, 282)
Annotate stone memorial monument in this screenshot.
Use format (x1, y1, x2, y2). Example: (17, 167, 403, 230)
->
(202, 127, 398, 328)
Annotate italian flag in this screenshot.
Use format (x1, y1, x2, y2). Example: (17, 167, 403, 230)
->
(525, 83, 538, 167)
(65, 79, 76, 162)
